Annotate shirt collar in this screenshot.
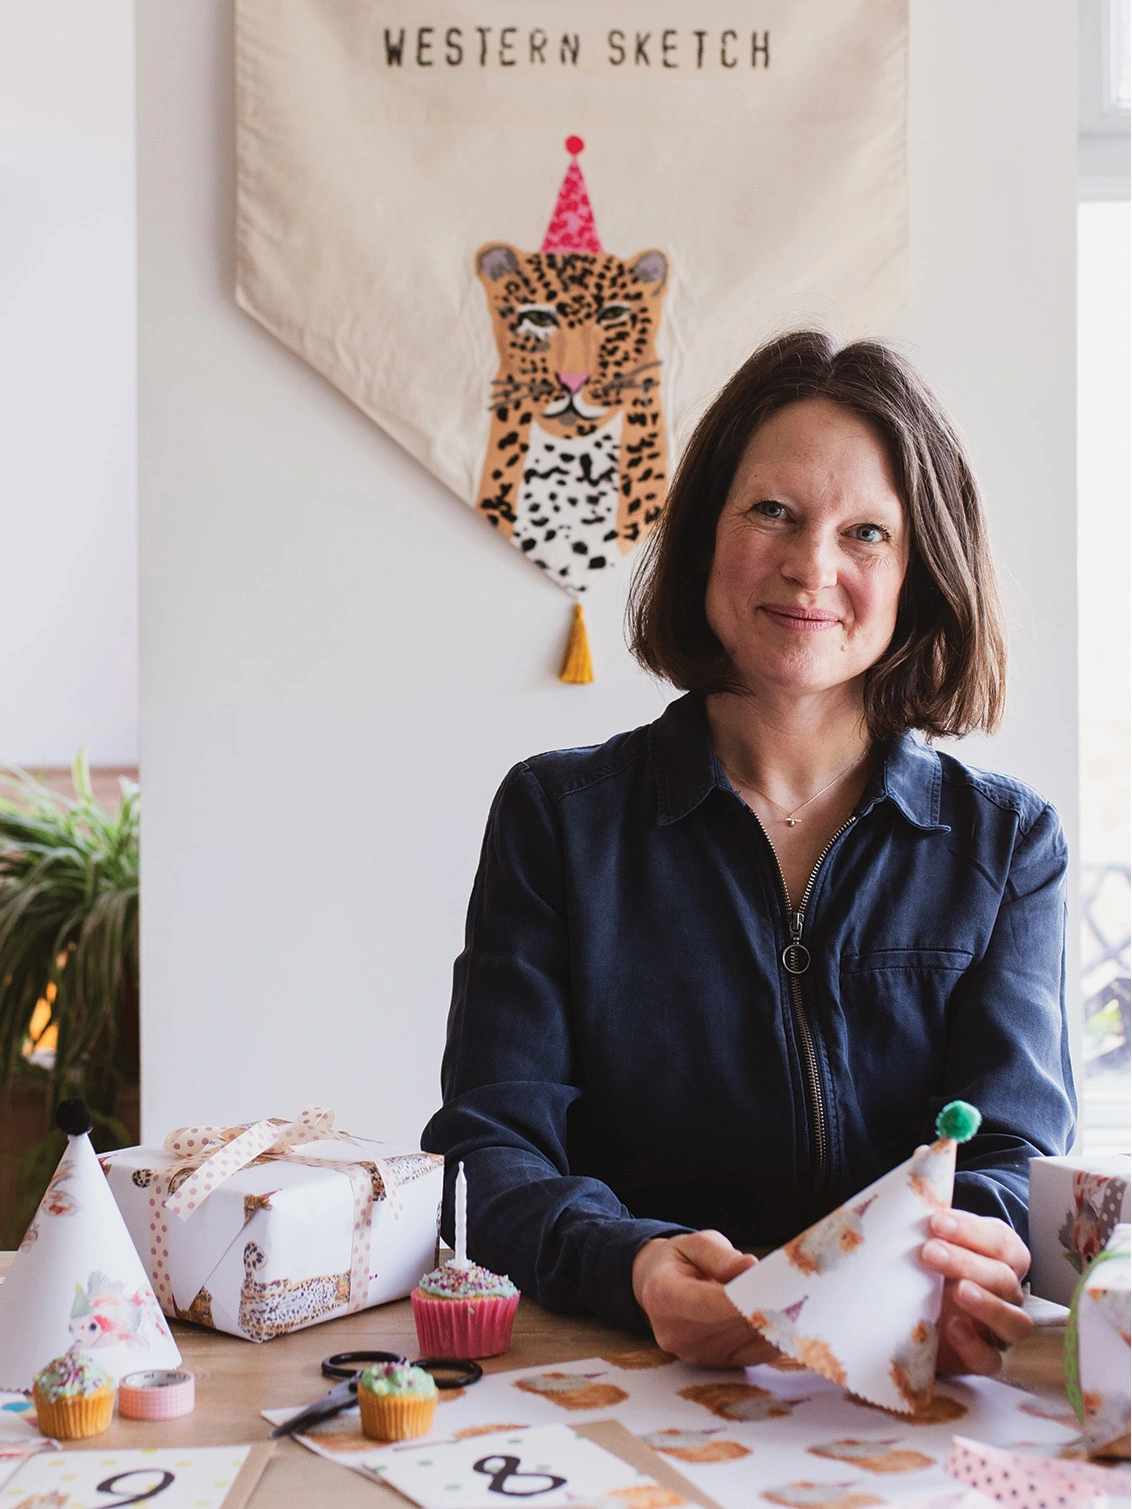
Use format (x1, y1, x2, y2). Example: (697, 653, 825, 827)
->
(649, 694, 949, 832)
(859, 731, 950, 833)
(648, 694, 723, 826)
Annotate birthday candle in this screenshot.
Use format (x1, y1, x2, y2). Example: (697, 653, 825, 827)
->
(454, 1161, 469, 1267)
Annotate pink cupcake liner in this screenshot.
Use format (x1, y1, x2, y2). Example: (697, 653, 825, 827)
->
(411, 1288, 519, 1359)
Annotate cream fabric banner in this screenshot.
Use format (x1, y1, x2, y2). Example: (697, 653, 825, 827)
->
(236, 1, 907, 603)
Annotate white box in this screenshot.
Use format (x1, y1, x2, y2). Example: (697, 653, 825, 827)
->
(1028, 1154, 1130, 1306)
(1067, 1224, 1131, 1458)
(103, 1129, 443, 1341)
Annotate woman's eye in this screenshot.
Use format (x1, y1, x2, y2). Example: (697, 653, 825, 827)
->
(851, 523, 888, 543)
(752, 500, 788, 520)
(596, 304, 631, 325)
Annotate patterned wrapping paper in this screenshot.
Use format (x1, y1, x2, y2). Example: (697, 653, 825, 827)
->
(262, 1348, 1084, 1509)
(102, 1111, 443, 1341)
(1028, 1157, 1131, 1308)
(1064, 1224, 1131, 1459)
(723, 1138, 958, 1414)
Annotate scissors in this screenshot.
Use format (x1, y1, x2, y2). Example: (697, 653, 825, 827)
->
(270, 1350, 483, 1439)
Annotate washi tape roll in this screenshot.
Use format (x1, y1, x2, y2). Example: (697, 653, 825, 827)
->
(119, 1369, 195, 1420)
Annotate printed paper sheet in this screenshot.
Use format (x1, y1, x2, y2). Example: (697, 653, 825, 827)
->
(264, 1349, 1081, 1508)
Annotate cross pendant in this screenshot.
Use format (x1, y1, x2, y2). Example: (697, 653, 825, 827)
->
(785, 817, 799, 827)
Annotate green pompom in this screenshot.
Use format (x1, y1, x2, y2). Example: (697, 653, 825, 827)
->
(936, 1100, 981, 1143)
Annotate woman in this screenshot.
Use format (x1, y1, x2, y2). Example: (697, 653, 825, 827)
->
(422, 332, 1075, 1376)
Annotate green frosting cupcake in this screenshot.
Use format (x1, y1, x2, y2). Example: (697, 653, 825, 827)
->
(418, 1261, 518, 1300)
(33, 1351, 111, 1401)
(360, 1362, 437, 1399)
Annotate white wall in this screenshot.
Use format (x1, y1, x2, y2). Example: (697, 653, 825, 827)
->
(137, 1, 1079, 1146)
(0, 1, 138, 768)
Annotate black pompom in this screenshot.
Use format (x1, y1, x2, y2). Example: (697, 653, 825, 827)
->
(55, 1098, 93, 1137)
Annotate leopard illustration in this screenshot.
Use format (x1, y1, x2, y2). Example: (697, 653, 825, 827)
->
(174, 1285, 215, 1330)
(238, 1240, 350, 1342)
(475, 243, 668, 591)
(371, 1151, 443, 1200)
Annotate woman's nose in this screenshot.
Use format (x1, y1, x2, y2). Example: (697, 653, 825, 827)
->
(780, 530, 839, 590)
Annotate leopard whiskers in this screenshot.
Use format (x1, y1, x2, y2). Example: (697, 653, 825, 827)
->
(590, 360, 662, 403)
(487, 359, 662, 414)
(487, 375, 561, 409)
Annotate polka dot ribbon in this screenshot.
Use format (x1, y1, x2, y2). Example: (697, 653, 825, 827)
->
(945, 1436, 1120, 1507)
(146, 1106, 402, 1315)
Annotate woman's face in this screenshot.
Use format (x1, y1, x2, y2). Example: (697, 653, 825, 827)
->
(705, 398, 909, 704)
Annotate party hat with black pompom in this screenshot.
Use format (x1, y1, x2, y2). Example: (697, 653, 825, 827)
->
(725, 1101, 982, 1415)
(0, 1100, 181, 1391)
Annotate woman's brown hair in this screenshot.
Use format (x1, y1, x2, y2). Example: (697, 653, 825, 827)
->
(627, 330, 1007, 742)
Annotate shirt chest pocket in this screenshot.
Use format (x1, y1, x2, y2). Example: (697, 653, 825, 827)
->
(841, 947, 974, 978)
(837, 948, 974, 1083)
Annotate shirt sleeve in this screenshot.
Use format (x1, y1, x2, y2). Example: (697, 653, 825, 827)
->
(420, 762, 690, 1334)
(938, 801, 1076, 1243)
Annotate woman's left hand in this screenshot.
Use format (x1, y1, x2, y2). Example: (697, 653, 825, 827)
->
(920, 1209, 1032, 1375)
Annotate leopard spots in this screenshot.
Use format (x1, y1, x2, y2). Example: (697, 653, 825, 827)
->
(238, 1240, 350, 1342)
(475, 245, 668, 591)
(174, 1285, 216, 1330)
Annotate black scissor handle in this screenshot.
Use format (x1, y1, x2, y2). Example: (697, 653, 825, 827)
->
(321, 1350, 404, 1379)
(415, 1357, 483, 1390)
(320, 1350, 483, 1389)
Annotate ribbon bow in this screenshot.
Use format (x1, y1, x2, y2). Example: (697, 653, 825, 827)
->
(162, 1106, 370, 1221)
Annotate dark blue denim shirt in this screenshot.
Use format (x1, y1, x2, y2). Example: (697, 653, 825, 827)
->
(422, 693, 1076, 1334)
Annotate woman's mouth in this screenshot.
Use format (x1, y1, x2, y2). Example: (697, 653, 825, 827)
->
(760, 605, 842, 632)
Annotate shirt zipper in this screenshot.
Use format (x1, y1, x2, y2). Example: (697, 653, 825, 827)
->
(744, 806, 858, 1198)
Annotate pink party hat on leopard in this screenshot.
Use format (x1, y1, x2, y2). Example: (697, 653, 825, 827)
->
(542, 136, 603, 255)
(725, 1101, 983, 1414)
(0, 1100, 181, 1391)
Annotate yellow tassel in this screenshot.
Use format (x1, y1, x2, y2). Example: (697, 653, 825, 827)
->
(559, 601, 594, 684)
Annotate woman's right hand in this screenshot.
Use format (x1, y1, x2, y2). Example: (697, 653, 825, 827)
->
(632, 1230, 778, 1367)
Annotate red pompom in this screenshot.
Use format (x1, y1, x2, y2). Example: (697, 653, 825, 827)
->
(565, 135, 584, 156)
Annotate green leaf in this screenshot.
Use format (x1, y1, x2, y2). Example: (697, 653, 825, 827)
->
(0, 760, 139, 1234)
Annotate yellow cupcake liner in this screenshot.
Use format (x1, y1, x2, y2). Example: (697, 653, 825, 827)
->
(358, 1386, 437, 1442)
(34, 1382, 115, 1440)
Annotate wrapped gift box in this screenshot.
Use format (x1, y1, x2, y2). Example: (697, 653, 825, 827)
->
(102, 1109, 443, 1341)
(1066, 1223, 1131, 1460)
(1028, 1154, 1130, 1306)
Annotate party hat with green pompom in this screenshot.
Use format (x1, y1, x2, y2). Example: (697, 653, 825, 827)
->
(725, 1101, 981, 1415)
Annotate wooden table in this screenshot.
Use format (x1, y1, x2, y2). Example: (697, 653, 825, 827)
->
(0, 1250, 1070, 1508)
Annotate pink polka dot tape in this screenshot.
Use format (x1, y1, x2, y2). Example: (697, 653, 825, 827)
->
(945, 1436, 1122, 1509)
(119, 1369, 195, 1420)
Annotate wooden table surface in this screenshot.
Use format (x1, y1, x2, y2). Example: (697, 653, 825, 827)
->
(0, 1251, 1070, 1509)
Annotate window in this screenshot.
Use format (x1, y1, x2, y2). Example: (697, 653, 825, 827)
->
(1079, 0, 1131, 197)
(1077, 198, 1130, 1154)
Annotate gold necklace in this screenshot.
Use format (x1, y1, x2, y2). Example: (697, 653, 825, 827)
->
(724, 751, 869, 827)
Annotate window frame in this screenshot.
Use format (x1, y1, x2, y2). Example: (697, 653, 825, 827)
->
(1079, 0, 1131, 200)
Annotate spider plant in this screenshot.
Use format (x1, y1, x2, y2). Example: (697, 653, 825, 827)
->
(0, 753, 139, 1241)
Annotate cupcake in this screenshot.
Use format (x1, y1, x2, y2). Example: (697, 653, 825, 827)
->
(411, 1259, 520, 1358)
(32, 1351, 115, 1439)
(357, 1361, 437, 1442)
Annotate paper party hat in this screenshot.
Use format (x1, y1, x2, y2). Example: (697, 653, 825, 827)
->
(725, 1101, 982, 1414)
(541, 136, 603, 255)
(0, 1100, 181, 1391)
